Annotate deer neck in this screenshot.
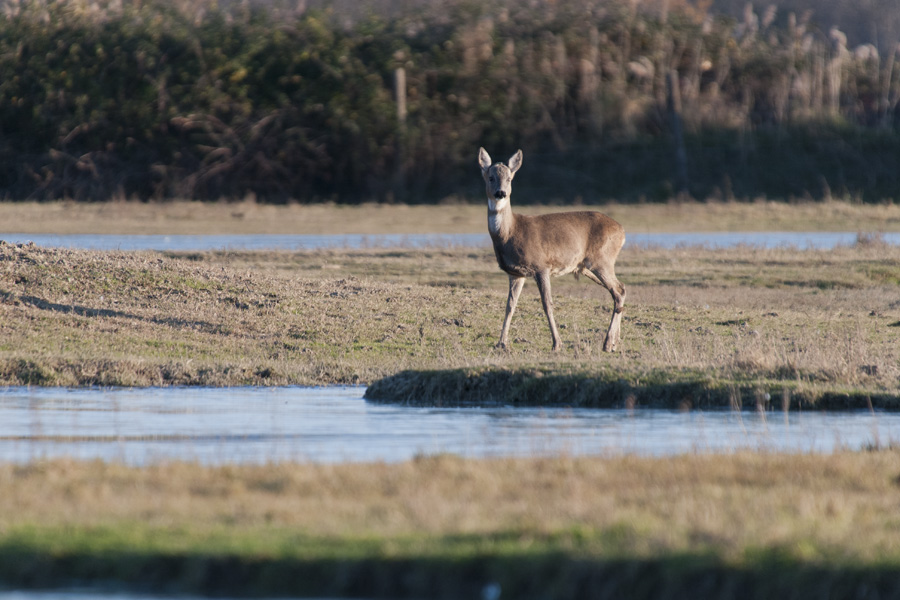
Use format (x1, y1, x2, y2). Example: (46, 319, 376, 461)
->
(487, 196, 514, 240)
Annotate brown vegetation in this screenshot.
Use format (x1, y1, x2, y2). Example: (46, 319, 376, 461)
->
(1, 230, 898, 406)
(4, 451, 899, 556)
(2, 450, 900, 597)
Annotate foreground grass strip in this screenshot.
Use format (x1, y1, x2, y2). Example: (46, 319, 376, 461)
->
(2, 453, 900, 598)
(4, 533, 900, 599)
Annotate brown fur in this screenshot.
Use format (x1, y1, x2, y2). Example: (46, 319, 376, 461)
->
(479, 148, 626, 352)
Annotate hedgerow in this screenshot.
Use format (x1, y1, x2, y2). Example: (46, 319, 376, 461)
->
(1, 0, 899, 202)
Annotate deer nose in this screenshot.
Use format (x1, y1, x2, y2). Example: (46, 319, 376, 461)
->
(494, 190, 507, 199)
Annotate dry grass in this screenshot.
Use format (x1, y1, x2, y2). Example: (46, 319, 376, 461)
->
(0, 242, 463, 386)
(2, 452, 896, 558)
(2, 199, 900, 234)
(1, 450, 899, 596)
(215, 241, 900, 404)
(1, 239, 899, 403)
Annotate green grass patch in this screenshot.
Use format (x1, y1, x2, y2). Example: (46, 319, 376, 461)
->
(2, 523, 899, 599)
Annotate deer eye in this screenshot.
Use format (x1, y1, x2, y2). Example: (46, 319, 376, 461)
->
(489, 176, 495, 182)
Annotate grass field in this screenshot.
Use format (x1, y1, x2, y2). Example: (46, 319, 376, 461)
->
(2, 451, 900, 598)
(2, 200, 900, 598)
(1, 233, 898, 407)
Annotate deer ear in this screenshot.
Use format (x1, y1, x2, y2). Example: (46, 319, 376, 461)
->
(478, 147, 492, 173)
(508, 150, 523, 175)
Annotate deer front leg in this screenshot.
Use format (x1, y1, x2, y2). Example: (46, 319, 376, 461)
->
(535, 271, 562, 352)
(604, 305, 625, 352)
(602, 277, 626, 353)
(497, 276, 525, 350)
(584, 266, 626, 353)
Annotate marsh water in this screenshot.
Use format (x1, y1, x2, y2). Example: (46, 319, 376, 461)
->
(1, 386, 897, 465)
(2, 231, 899, 251)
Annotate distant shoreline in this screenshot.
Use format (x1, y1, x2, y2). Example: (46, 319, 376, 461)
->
(2, 199, 900, 235)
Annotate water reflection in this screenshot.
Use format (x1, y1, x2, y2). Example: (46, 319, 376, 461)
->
(0, 386, 896, 465)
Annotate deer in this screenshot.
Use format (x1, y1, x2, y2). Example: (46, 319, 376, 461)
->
(478, 147, 626, 353)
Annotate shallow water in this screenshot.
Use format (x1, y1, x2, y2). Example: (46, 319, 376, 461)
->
(0, 386, 896, 465)
(1, 231, 898, 251)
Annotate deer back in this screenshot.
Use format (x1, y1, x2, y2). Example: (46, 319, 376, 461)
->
(492, 211, 624, 277)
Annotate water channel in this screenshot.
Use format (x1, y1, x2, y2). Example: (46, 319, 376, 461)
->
(1, 386, 897, 465)
(2, 231, 899, 251)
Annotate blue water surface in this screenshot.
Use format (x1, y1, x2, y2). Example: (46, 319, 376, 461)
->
(1, 386, 896, 466)
(2, 231, 898, 251)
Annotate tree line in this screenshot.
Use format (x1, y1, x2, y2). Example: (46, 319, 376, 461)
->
(2, 0, 900, 203)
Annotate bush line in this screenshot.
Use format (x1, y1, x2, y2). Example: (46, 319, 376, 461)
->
(3, 0, 900, 202)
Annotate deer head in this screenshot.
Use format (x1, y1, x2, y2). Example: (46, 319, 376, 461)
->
(478, 148, 523, 211)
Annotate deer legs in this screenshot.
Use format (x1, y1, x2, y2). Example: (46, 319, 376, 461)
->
(498, 273, 563, 352)
(497, 275, 525, 350)
(583, 267, 626, 352)
(535, 271, 563, 352)
(533, 270, 630, 353)
(497, 268, 625, 353)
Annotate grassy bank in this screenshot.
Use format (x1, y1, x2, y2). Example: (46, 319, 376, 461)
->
(1, 231, 899, 407)
(2, 451, 900, 597)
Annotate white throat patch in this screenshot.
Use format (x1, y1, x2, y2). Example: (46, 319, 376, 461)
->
(488, 197, 508, 235)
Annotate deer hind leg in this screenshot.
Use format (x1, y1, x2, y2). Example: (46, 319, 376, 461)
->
(498, 275, 526, 350)
(535, 271, 563, 352)
(584, 264, 626, 352)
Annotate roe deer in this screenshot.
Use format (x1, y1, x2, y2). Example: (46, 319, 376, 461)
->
(478, 147, 626, 352)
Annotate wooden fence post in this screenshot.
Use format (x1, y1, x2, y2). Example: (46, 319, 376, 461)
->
(666, 69, 689, 196)
(393, 67, 407, 202)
